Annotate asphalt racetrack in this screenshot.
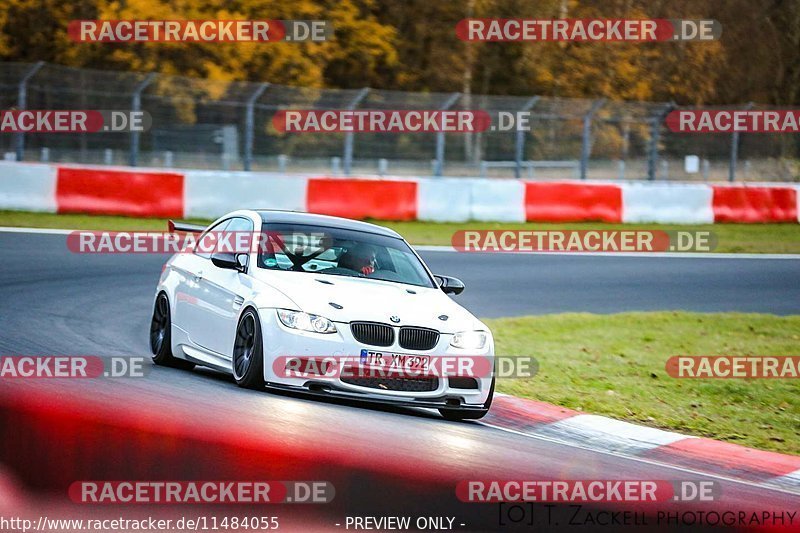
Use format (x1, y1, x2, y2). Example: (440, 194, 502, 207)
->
(1, 229, 799, 529)
(1, 230, 798, 354)
(419, 248, 800, 317)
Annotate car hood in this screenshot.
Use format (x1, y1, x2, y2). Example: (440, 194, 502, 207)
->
(252, 270, 483, 333)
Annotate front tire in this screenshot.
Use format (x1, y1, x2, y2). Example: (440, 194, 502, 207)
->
(439, 376, 495, 421)
(150, 293, 195, 370)
(232, 308, 265, 390)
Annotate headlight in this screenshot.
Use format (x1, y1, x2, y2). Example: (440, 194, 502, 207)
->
(277, 309, 337, 334)
(450, 330, 487, 349)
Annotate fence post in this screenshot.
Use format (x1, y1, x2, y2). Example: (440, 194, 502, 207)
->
(514, 96, 540, 179)
(15, 61, 45, 162)
(647, 103, 674, 181)
(580, 99, 605, 180)
(129, 73, 156, 167)
(244, 83, 270, 171)
(434, 92, 461, 177)
(343, 88, 369, 176)
(729, 102, 753, 182)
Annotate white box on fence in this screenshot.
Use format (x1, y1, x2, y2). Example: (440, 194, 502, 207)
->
(684, 155, 700, 173)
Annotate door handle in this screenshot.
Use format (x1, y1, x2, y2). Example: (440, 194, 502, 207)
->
(193, 271, 203, 282)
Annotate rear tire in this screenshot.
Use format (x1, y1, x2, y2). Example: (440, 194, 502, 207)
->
(150, 293, 195, 370)
(232, 308, 265, 390)
(439, 376, 495, 421)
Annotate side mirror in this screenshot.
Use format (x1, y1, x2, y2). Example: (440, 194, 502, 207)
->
(236, 253, 248, 272)
(434, 275, 465, 295)
(212, 252, 248, 273)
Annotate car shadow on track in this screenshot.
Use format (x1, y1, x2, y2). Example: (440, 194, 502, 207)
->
(187, 364, 449, 422)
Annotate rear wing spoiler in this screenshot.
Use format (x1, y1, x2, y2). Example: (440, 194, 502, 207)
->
(168, 220, 206, 233)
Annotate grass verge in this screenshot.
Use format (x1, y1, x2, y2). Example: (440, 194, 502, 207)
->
(488, 312, 800, 455)
(378, 220, 800, 254)
(0, 211, 209, 231)
(1, 210, 799, 253)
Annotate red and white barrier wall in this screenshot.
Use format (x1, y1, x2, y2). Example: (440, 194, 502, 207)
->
(0, 161, 58, 213)
(185, 169, 307, 218)
(0, 161, 798, 223)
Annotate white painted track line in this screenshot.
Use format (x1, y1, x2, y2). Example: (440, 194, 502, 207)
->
(0, 226, 76, 235)
(414, 244, 800, 259)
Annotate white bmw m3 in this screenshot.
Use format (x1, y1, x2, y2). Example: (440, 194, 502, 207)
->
(150, 209, 494, 420)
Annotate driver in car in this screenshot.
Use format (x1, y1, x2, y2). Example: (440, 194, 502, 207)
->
(338, 244, 377, 276)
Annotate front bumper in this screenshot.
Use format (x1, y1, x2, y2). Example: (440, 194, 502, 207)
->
(259, 308, 494, 407)
(265, 381, 490, 412)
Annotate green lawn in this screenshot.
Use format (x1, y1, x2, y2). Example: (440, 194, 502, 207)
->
(1, 210, 799, 253)
(0, 211, 209, 231)
(488, 312, 800, 455)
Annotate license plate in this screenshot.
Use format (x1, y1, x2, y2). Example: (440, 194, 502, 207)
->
(360, 349, 430, 372)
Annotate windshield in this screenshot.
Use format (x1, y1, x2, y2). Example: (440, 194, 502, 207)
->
(256, 223, 436, 289)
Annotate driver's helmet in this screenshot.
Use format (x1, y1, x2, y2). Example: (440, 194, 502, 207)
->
(338, 243, 377, 274)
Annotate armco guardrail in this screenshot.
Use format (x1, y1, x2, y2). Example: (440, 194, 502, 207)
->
(1, 161, 798, 224)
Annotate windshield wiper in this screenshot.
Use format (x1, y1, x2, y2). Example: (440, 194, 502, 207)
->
(315, 270, 364, 279)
